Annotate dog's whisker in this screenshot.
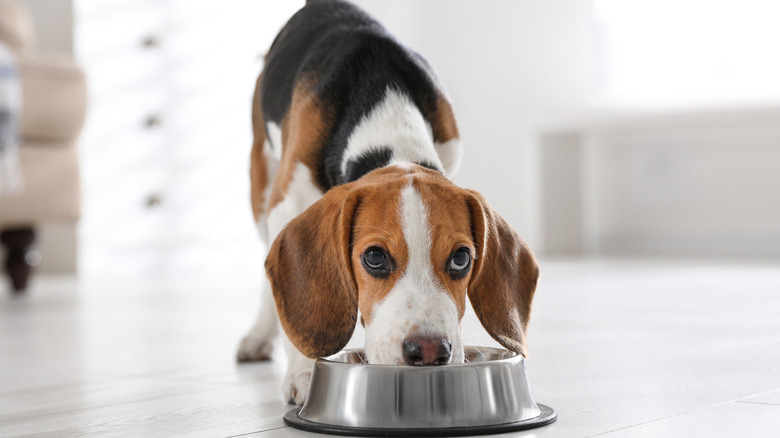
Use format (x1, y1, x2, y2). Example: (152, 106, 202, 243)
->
(460, 338, 476, 363)
(460, 337, 494, 363)
(352, 225, 393, 237)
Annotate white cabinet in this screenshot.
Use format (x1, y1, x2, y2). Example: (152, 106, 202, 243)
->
(75, 0, 300, 275)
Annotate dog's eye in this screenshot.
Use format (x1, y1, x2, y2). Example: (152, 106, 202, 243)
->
(364, 248, 387, 268)
(447, 248, 471, 279)
(362, 247, 392, 278)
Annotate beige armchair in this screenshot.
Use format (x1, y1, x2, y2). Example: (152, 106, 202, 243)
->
(0, 0, 86, 293)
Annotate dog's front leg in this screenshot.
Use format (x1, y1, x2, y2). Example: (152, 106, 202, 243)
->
(281, 331, 314, 405)
(236, 276, 278, 362)
(262, 163, 325, 404)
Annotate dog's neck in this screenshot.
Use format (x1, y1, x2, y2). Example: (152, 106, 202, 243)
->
(326, 87, 446, 186)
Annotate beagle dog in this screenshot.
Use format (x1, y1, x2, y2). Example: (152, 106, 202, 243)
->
(237, 0, 539, 405)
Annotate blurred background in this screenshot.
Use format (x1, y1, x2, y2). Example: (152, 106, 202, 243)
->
(2, 0, 779, 285)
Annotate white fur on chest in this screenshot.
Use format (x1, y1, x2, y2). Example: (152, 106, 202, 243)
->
(266, 122, 283, 161)
(341, 88, 444, 176)
(267, 162, 323, 243)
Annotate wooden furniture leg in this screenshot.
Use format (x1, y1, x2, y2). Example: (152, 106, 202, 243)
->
(0, 228, 36, 294)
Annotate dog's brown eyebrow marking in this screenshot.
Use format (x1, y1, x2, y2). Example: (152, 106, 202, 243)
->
(446, 230, 473, 240)
(352, 225, 393, 237)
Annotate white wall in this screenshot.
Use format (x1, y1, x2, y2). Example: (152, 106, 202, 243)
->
(354, 0, 599, 248)
(541, 105, 780, 259)
(593, 0, 780, 107)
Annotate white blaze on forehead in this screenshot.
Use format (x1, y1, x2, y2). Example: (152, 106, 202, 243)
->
(363, 183, 463, 364)
(341, 87, 444, 176)
(399, 184, 437, 290)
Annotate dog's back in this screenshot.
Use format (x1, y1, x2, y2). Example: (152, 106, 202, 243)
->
(250, 0, 461, 227)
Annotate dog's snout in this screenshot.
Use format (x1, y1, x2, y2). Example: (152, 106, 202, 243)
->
(402, 336, 452, 366)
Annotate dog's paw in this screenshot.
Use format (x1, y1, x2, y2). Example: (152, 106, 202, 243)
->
(236, 333, 275, 362)
(283, 369, 312, 405)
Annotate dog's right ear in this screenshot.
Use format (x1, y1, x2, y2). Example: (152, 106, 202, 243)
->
(265, 185, 360, 359)
(464, 190, 539, 357)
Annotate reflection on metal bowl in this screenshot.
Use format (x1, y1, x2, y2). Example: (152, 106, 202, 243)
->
(283, 346, 556, 436)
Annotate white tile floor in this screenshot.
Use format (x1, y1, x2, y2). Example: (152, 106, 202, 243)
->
(2, 258, 780, 437)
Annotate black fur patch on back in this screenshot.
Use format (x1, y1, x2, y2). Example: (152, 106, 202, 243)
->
(415, 161, 442, 173)
(344, 147, 393, 183)
(260, 0, 447, 191)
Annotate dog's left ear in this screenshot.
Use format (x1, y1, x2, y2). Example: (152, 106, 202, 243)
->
(265, 185, 360, 359)
(465, 190, 539, 357)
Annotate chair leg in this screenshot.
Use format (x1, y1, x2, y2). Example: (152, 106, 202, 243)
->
(0, 228, 36, 294)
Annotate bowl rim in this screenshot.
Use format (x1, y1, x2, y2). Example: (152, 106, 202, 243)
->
(285, 403, 557, 436)
(318, 346, 523, 369)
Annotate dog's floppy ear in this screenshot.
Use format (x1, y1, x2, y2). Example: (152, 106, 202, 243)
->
(465, 190, 539, 357)
(265, 185, 359, 359)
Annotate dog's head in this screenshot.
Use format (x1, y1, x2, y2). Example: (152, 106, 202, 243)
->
(265, 164, 538, 365)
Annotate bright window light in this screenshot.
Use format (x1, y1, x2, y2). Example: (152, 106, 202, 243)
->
(593, 0, 780, 107)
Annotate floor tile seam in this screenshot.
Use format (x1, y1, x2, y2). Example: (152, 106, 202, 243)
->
(224, 425, 288, 438)
(733, 387, 780, 404)
(574, 337, 780, 383)
(735, 400, 780, 407)
(99, 373, 262, 387)
(0, 384, 245, 425)
(0, 372, 237, 400)
(0, 375, 119, 399)
(99, 370, 282, 388)
(585, 394, 777, 438)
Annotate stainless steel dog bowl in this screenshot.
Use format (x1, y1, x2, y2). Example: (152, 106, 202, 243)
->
(283, 347, 556, 436)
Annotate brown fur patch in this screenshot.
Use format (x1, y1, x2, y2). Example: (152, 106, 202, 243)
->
(465, 190, 539, 357)
(350, 179, 408, 324)
(265, 166, 413, 357)
(431, 95, 460, 143)
(267, 76, 330, 213)
(265, 183, 360, 358)
(249, 73, 268, 221)
(405, 166, 538, 357)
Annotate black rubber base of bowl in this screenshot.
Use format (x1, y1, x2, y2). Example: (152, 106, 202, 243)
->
(283, 404, 557, 437)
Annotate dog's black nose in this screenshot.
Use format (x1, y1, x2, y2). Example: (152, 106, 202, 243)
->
(402, 336, 452, 366)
